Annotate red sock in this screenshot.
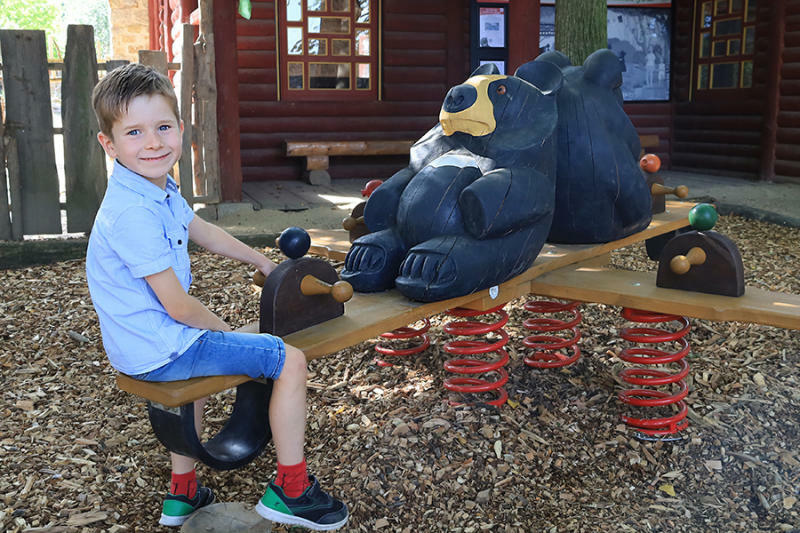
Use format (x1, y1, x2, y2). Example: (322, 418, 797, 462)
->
(170, 470, 198, 499)
(275, 459, 311, 498)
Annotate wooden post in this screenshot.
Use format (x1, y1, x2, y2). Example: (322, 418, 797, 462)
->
(760, 0, 786, 182)
(6, 137, 23, 241)
(194, 0, 221, 203)
(104, 59, 130, 72)
(62, 25, 107, 233)
(0, 98, 11, 240)
(213, 0, 243, 202)
(139, 50, 169, 75)
(508, 0, 540, 71)
(0, 30, 62, 235)
(179, 24, 195, 206)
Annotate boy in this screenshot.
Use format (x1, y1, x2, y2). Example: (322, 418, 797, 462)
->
(86, 63, 348, 530)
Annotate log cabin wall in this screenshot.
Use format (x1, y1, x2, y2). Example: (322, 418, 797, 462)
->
(236, 0, 470, 182)
(624, 102, 673, 169)
(670, 0, 774, 179)
(775, 0, 800, 183)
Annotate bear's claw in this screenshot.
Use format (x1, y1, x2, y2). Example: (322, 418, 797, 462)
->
(341, 229, 407, 292)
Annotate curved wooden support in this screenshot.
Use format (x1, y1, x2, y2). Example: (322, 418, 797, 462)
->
(657, 230, 744, 297)
(651, 183, 689, 199)
(260, 257, 347, 336)
(670, 247, 707, 275)
(147, 380, 273, 471)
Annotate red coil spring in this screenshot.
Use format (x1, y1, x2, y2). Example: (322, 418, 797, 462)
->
(373, 319, 431, 367)
(442, 305, 509, 407)
(522, 299, 582, 368)
(617, 308, 692, 437)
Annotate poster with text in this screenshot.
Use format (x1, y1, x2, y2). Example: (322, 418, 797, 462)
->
(479, 7, 505, 48)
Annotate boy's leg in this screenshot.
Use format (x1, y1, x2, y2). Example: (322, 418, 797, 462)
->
(170, 396, 207, 474)
(160, 397, 215, 527)
(268, 344, 307, 466)
(140, 331, 347, 529)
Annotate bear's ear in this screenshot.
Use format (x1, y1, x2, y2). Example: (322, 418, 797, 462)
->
(470, 63, 500, 76)
(514, 60, 563, 95)
(582, 48, 623, 89)
(535, 50, 572, 69)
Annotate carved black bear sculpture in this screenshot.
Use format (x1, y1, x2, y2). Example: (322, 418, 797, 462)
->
(341, 49, 651, 302)
(341, 60, 564, 302)
(536, 50, 652, 243)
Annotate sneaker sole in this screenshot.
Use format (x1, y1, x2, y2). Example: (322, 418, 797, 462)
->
(159, 513, 191, 527)
(255, 500, 348, 531)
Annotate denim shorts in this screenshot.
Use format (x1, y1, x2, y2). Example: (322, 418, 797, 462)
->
(132, 330, 286, 382)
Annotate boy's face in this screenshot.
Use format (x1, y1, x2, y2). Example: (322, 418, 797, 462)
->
(97, 94, 183, 188)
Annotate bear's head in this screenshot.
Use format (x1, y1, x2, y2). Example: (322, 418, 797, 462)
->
(438, 61, 563, 162)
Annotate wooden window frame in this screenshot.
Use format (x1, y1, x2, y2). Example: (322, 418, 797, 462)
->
(276, 0, 380, 101)
(692, 0, 756, 99)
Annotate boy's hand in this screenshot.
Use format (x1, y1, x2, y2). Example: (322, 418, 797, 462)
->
(258, 257, 277, 278)
(252, 258, 277, 287)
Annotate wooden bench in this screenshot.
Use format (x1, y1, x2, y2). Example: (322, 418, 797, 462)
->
(285, 139, 415, 185)
(285, 134, 659, 186)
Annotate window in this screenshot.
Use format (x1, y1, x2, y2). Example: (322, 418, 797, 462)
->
(694, 0, 756, 95)
(278, 0, 378, 101)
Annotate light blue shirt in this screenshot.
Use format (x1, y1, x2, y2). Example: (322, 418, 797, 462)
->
(86, 161, 205, 375)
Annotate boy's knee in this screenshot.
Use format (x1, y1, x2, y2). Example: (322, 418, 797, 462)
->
(280, 345, 307, 381)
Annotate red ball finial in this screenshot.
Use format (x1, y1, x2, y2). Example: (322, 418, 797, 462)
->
(361, 179, 383, 197)
(639, 153, 661, 173)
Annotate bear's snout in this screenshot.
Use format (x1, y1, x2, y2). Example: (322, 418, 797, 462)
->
(443, 84, 477, 113)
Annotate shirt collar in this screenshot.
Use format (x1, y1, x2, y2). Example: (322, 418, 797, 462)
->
(111, 160, 179, 203)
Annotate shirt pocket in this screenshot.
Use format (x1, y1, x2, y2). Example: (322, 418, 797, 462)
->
(166, 224, 190, 273)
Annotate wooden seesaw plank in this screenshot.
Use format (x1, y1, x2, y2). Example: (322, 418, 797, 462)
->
(528, 263, 800, 330)
(117, 202, 694, 407)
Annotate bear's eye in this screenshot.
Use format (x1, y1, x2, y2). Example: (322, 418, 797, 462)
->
(496, 85, 507, 95)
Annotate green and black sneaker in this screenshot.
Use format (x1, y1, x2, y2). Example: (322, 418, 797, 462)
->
(159, 485, 216, 527)
(255, 475, 348, 531)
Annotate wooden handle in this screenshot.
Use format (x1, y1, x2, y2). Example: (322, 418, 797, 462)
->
(253, 270, 266, 287)
(300, 275, 354, 303)
(651, 183, 689, 199)
(342, 215, 365, 231)
(670, 247, 707, 275)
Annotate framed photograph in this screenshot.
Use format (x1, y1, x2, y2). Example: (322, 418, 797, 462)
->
(539, 5, 671, 101)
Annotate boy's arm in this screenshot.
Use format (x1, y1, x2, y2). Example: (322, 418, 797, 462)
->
(188, 216, 276, 277)
(145, 267, 232, 331)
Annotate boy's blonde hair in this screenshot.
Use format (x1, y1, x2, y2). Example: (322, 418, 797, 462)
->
(92, 63, 180, 138)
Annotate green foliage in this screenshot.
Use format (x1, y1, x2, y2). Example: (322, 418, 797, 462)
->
(61, 0, 112, 59)
(0, 0, 111, 60)
(0, 0, 61, 57)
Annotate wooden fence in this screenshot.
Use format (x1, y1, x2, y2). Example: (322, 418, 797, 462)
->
(0, 19, 220, 241)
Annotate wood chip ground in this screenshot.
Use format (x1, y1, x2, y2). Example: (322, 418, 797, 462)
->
(1, 215, 798, 532)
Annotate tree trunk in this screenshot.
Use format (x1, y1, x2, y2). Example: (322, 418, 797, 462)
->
(555, 0, 607, 66)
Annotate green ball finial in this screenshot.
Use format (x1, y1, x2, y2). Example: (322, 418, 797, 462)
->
(688, 203, 718, 231)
